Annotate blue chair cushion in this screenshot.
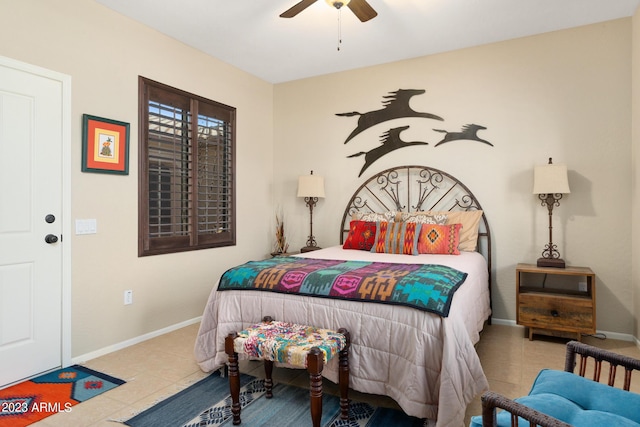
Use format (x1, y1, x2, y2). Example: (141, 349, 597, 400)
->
(469, 369, 640, 427)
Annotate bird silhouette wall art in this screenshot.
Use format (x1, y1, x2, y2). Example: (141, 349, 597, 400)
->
(336, 88, 494, 176)
(348, 126, 428, 177)
(336, 89, 443, 144)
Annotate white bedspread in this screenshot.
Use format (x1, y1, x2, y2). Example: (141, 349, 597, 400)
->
(194, 246, 490, 427)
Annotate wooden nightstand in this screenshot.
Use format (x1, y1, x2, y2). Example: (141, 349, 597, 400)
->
(271, 251, 300, 257)
(516, 263, 596, 341)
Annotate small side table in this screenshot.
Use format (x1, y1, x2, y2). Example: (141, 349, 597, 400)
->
(516, 263, 596, 341)
(270, 251, 300, 257)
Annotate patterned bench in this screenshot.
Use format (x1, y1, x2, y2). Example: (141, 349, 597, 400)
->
(224, 316, 350, 427)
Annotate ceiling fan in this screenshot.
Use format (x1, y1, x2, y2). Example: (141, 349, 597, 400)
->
(280, 0, 378, 23)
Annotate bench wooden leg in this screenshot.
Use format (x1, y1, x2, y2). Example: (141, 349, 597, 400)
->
(264, 360, 274, 398)
(307, 347, 324, 427)
(338, 328, 350, 420)
(225, 333, 241, 425)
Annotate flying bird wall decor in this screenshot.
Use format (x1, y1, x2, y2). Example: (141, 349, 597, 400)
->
(337, 88, 495, 176)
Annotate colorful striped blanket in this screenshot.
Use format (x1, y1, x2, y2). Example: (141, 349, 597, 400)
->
(217, 257, 468, 317)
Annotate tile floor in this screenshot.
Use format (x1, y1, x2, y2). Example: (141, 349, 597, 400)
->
(29, 322, 640, 427)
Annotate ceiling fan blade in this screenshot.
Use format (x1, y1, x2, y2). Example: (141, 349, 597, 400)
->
(280, 0, 318, 18)
(347, 0, 378, 22)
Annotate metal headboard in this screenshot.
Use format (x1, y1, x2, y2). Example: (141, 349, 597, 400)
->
(339, 165, 492, 314)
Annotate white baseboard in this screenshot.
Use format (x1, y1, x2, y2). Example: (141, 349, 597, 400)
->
(490, 317, 639, 345)
(71, 316, 202, 364)
(71, 315, 639, 364)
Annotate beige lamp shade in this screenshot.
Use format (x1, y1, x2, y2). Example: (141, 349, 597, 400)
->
(297, 173, 325, 198)
(533, 162, 570, 195)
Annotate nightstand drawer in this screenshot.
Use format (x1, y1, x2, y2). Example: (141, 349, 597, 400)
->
(518, 293, 594, 333)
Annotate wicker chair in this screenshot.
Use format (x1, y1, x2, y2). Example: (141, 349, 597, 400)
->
(475, 341, 640, 427)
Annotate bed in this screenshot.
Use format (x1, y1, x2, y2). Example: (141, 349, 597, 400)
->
(194, 165, 492, 427)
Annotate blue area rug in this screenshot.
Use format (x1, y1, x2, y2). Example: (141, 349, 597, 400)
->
(125, 371, 425, 426)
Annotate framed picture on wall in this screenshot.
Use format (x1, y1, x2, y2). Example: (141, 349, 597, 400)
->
(81, 114, 130, 175)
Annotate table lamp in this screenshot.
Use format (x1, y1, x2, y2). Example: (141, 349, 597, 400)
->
(533, 158, 570, 268)
(297, 171, 325, 253)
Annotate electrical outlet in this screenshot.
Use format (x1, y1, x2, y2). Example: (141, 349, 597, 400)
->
(124, 290, 133, 305)
(578, 282, 587, 292)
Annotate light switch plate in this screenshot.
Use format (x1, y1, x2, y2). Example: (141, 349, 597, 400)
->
(75, 219, 97, 235)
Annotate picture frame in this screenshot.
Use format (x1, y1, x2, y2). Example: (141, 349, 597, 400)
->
(82, 114, 130, 175)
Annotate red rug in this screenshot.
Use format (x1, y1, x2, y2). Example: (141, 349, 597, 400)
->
(0, 365, 125, 426)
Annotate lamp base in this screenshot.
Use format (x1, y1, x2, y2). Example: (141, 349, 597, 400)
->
(301, 245, 321, 253)
(537, 257, 566, 268)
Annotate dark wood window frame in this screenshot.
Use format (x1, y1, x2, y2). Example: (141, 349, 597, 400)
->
(138, 76, 236, 256)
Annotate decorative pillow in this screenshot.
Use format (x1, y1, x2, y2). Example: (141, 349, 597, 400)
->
(371, 221, 421, 255)
(417, 224, 462, 255)
(400, 212, 448, 224)
(418, 210, 483, 252)
(342, 221, 377, 251)
(351, 211, 397, 223)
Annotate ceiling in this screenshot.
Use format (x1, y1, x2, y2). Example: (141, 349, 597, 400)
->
(95, 0, 640, 84)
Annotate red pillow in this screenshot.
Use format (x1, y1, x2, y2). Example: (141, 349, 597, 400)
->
(418, 223, 462, 255)
(343, 221, 377, 251)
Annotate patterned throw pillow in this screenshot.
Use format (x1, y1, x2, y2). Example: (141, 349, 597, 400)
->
(418, 223, 462, 255)
(371, 221, 421, 255)
(352, 211, 398, 223)
(343, 221, 377, 251)
(419, 210, 483, 251)
(401, 213, 448, 224)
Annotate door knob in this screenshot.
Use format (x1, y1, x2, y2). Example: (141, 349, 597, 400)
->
(45, 234, 59, 244)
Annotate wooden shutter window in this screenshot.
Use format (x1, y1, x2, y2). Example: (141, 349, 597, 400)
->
(139, 77, 236, 256)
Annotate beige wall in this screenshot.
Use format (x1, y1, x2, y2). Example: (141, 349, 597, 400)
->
(0, 0, 637, 359)
(633, 8, 640, 341)
(0, 0, 275, 357)
(274, 19, 634, 335)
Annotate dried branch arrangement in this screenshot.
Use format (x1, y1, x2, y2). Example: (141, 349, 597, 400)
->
(273, 213, 289, 255)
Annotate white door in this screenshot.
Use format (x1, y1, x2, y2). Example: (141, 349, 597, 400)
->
(0, 57, 67, 386)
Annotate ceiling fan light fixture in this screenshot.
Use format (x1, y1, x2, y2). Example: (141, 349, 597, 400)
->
(325, 0, 350, 9)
